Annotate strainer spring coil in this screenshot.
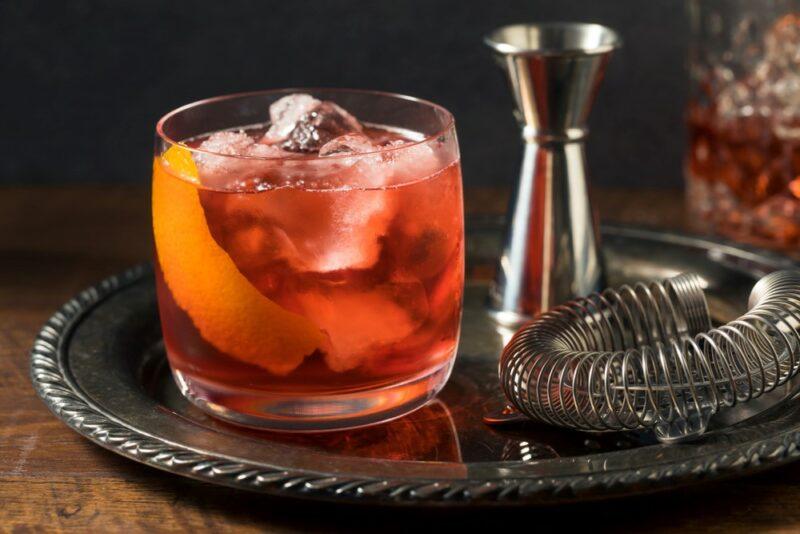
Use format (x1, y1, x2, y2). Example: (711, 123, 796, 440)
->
(499, 271, 800, 442)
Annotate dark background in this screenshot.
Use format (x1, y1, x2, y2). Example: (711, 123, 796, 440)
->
(1, 0, 689, 188)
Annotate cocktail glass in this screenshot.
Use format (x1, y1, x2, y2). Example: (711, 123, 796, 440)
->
(153, 89, 463, 431)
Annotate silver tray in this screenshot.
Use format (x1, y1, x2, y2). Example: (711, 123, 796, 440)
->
(30, 224, 800, 506)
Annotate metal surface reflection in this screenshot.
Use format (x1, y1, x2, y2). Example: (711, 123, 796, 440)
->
(264, 400, 462, 463)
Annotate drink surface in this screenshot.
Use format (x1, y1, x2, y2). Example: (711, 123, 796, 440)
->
(153, 94, 463, 401)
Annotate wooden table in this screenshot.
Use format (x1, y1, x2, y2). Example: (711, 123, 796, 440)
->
(2, 185, 797, 532)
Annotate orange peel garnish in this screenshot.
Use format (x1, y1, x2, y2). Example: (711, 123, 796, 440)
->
(153, 146, 324, 375)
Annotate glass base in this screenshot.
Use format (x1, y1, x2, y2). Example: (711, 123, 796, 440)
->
(172, 360, 455, 432)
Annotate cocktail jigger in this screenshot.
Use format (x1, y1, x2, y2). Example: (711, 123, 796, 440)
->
(485, 23, 621, 326)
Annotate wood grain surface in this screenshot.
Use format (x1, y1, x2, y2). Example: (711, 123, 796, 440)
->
(3, 185, 797, 533)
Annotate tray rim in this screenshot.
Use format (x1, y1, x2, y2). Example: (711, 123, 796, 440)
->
(29, 225, 800, 506)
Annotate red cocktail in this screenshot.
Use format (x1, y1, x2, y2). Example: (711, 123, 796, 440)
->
(153, 90, 463, 431)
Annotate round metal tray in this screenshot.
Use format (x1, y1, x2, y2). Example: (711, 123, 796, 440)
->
(30, 225, 800, 506)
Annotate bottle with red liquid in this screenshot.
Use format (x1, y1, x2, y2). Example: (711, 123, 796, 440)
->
(686, 1, 800, 252)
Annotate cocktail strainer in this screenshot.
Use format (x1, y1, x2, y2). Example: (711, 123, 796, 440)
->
(491, 271, 800, 443)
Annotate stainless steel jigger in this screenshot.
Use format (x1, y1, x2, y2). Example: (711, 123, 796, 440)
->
(484, 23, 621, 326)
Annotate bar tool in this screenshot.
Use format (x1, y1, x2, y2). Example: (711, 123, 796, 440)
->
(491, 270, 800, 443)
(484, 23, 621, 326)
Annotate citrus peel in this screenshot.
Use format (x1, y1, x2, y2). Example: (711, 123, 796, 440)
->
(152, 146, 324, 375)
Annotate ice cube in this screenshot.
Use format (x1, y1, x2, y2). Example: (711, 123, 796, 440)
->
(201, 182, 396, 276)
(197, 131, 256, 157)
(754, 193, 800, 245)
(282, 101, 364, 153)
(194, 131, 256, 187)
(198, 133, 399, 276)
(194, 131, 285, 190)
(293, 278, 428, 372)
(247, 142, 287, 158)
(319, 133, 376, 156)
(261, 94, 364, 152)
(316, 189, 394, 269)
(765, 14, 800, 69)
(771, 68, 800, 140)
(387, 156, 461, 281)
(384, 140, 442, 184)
(394, 228, 453, 280)
(715, 81, 756, 122)
(747, 15, 800, 140)
(262, 94, 321, 144)
(318, 136, 442, 191)
(249, 140, 442, 274)
(317, 133, 397, 190)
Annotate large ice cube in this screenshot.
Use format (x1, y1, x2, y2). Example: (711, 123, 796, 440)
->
(388, 155, 461, 281)
(262, 94, 321, 144)
(201, 181, 396, 276)
(317, 133, 396, 189)
(319, 134, 443, 189)
(253, 135, 397, 271)
(279, 186, 395, 272)
(293, 278, 429, 372)
(260, 93, 364, 152)
(198, 127, 400, 279)
(384, 140, 442, 185)
(282, 101, 364, 152)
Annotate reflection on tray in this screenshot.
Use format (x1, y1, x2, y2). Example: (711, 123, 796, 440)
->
(145, 340, 653, 463)
(261, 400, 462, 462)
(146, 349, 463, 462)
